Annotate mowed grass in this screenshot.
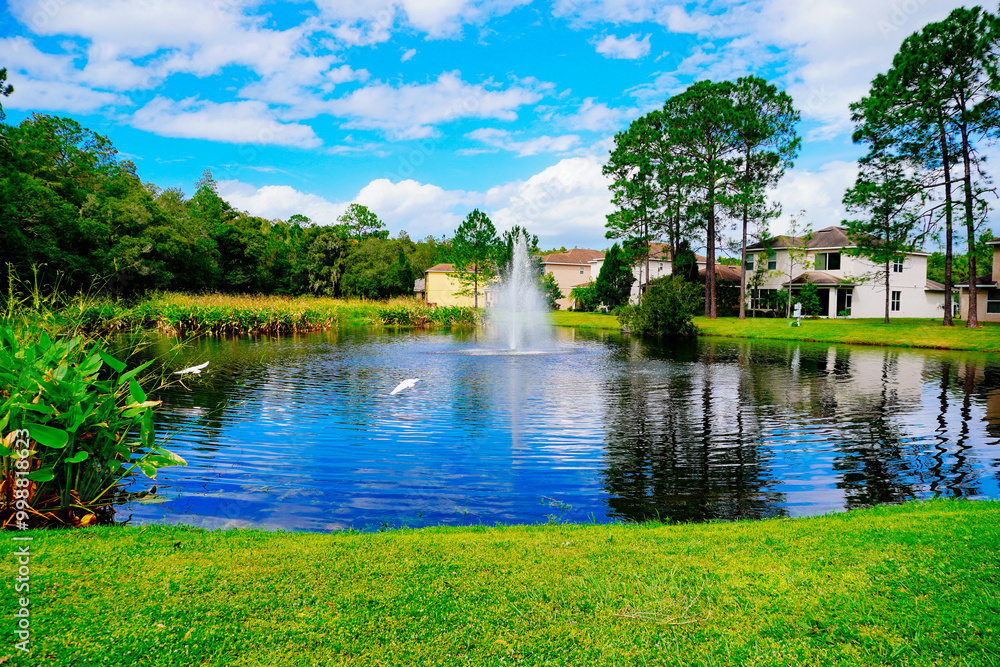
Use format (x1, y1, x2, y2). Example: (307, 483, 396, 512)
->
(7, 500, 999, 666)
(550, 311, 1000, 353)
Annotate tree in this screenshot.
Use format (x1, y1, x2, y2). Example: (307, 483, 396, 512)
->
(871, 7, 1000, 327)
(617, 275, 701, 337)
(662, 80, 742, 319)
(337, 203, 388, 239)
(726, 76, 800, 320)
(845, 118, 930, 324)
(305, 227, 346, 296)
(449, 209, 500, 308)
(604, 112, 663, 293)
(594, 243, 635, 309)
(671, 240, 700, 283)
(540, 272, 562, 310)
(0, 67, 12, 121)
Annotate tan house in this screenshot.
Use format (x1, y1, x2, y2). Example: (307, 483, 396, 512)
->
(957, 239, 1000, 323)
(539, 248, 605, 309)
(422, 263, 492, 307)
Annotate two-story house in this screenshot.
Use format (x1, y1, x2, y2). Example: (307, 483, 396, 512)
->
(744, 226, 947, 318)
(957, 238, 1000, 323)
(539, 248, 605, 310)
(588, 243, 708, 305)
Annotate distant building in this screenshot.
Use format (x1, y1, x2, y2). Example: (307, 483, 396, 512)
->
(539, 248, 605, 310)
(413, 278, 425, 301)
(743, 226, 947, 318)
(957, 239, 1000, 323)
(588, 243, 708, 305)
(422, 263, 491, 307)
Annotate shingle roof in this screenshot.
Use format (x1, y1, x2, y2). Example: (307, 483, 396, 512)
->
(747, 226, 855, 251)
(788, 271, 854, 286)
(540, 248, 605, 265)
(698, 264, 743, 282)
(647, 242, 707, 263)
(925, 279, 945, 291)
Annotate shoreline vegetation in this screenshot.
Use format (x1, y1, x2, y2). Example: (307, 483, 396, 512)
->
(552, 311, 1000, 354)
(9, 292, 999, 352)
(20, 499, 1000, 665)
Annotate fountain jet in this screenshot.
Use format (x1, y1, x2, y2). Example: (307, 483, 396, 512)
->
(487, 232, 553, 351)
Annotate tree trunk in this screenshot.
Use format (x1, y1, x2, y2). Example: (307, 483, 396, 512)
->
(940, 126, 954, 327)
(960, 121, 978, 328)
(884, 260, 891, 324)
(738, 157, 750, 321)
(706, 177, 717, 319)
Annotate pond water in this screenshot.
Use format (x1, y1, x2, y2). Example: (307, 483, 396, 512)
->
(121, 328, 1000, 531)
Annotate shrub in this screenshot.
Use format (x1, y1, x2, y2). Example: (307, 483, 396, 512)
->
(0, 328, 185, 528)
(569, 282, 600, 312)
(618, 276, 700, 337)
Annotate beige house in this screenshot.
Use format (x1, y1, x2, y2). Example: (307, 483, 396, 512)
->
(589, 243, 708, 304)
(539, 248, 604, 310)
(422, 263, 491, 307)
(957, 239, 1000, 323)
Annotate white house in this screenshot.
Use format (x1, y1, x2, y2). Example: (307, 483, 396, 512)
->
(589, 243, 708, 305)
(744, 226, 947, 318)
(957, 238, 1000, 323)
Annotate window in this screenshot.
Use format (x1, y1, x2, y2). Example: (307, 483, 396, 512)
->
(751, 289, 777, 310)
(745, 255, 755, 271)
(767, 253, 777, 270)
(580, 268, 584, 275)
(987, 288, 1000, 314)
(815, 252, 841, 271)
(891, 291, 901, 312)
(892, 257, 904, 273)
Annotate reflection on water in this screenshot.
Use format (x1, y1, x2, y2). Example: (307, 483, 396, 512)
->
(121, 328, 1000, 531)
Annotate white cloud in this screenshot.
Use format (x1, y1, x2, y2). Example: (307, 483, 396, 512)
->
(565, 97, 635, 132)
(131, 97, 322, 148)
(327, 71, 546, 139)
(355, 178, 473, 236)
(593, 33, 650, 60)
(767, 161, 859, 235)
(485, 156, 614, 248)
(0, 76, 125, 114)
(218, 180, 347, 224)
(401, 48, 417, 62)
(465, 128, 579, 156)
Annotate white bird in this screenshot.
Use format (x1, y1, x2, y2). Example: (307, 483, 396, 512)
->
(390, 378, 420, 395)
(174, 361, 209, 375)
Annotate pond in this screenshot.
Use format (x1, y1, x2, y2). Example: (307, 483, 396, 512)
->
(121, 328, 1000, 531)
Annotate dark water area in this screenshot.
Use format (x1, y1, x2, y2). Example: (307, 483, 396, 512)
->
(120, 328, 1000, 531)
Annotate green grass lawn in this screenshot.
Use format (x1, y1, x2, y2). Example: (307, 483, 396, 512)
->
(550, 311, 1000, 353)
(7, 500, 999, 666)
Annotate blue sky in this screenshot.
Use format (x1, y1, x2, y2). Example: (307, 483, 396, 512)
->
(0, 0, 992, 253)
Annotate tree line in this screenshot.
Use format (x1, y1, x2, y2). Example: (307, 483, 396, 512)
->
(605, 6, 998, 326)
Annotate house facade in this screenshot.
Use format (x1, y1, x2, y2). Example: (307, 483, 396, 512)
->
(539, 248, 604, 310)
(957, 239, 1000, 323)
(588, 243, 708, 305)
(744, 226, 947, 318)
(422, 263, 491, 307)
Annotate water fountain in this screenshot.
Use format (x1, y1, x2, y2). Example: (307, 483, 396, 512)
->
(487, 232, 554, 352)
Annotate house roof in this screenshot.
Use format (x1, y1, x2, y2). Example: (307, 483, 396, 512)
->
(647, 242, 707, 263)
(413, 278, 425, 292)
(698, 264, 743, 283)
(540, 248, 604, 265)
(987, 239, 1000, 246)
(924, 279, 946, 291)
(747, 225, 933, 255)
(425, 263, 456, 273)
(956, 275, 998, 288)
(788, 271, 855, 286)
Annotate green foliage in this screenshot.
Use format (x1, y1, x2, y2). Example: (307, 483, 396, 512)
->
(449, 209, 500, 308)
(540, 272, 562, 310)
(375, 304, 478, 327)
(618, 276, 700, 337)
(337, 203, 389, 240)
(594, 243, 635, 309)
(569, 282, 600, 312)
(0, 328, 184, 526)
(671, 241, 700, 283)
(796, 282, 821, 316)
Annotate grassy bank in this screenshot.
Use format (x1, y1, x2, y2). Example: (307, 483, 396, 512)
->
(61, 293, 479, 335)
(9, 500, 999, 666)
(550, 311, 1000, 353)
